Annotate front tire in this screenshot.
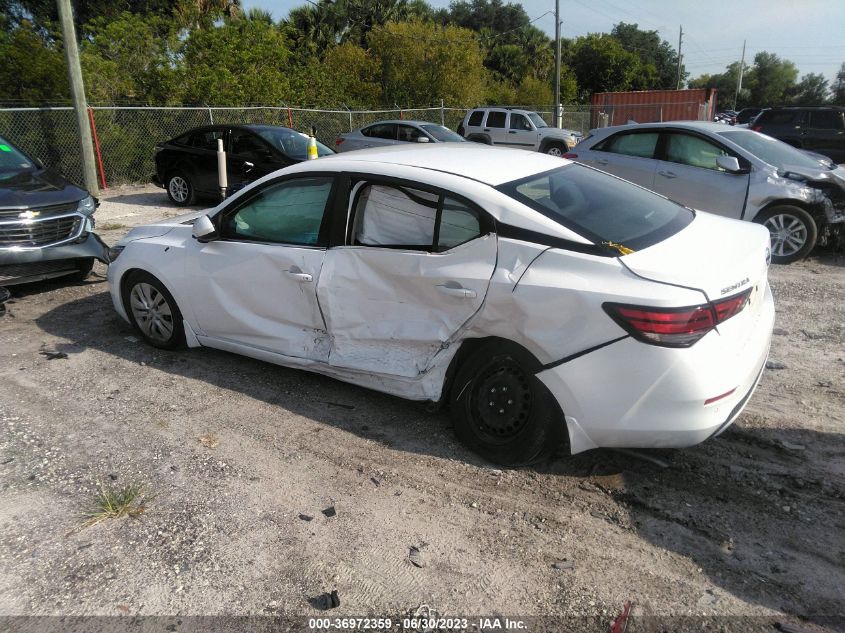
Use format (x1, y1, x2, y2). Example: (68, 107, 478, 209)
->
(545, 142, 567, 157)
(754, 205, 817, 264)
(121, 270, 185, 349)
(449, 342, 565, 465)
(166, 171, 195, 206)
(69, 257, 95, 282)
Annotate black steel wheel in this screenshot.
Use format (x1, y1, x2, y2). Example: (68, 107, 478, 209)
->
(449, 341, 565, 465)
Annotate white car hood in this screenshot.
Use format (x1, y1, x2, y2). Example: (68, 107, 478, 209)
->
(117, 210, 206, 245)
(620, 212, 771, 301)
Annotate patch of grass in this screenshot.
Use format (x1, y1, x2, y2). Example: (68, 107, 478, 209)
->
(83, 480, 150, 527)
(98, 222, 127, 231)
(198, 432, 219, 449)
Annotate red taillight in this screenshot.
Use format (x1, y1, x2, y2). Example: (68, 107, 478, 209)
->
(752, 125, 762, 132)
(563, 152, 578, 159)
(335, 137, 344, 146)
(603, 289, 751, 348)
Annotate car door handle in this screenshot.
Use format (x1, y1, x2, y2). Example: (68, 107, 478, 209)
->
(483, 128, 490, 132)
(285, 268, 313, 283)
(436, 284, 477, 298)
(658, 170, 677, 179)
(508, 130, 517, 134)
(595, 158, 609, 165)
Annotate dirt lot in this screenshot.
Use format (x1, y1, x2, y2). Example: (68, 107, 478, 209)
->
(0, 185, 843, 632)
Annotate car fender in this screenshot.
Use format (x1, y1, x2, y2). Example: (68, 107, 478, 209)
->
(466, 133, 493, 145)
(539, 137, 568, 153)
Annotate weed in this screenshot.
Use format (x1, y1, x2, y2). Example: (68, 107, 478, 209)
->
(83, 480, 150, 528)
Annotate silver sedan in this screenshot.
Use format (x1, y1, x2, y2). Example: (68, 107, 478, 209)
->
(335, 120, 466, 152)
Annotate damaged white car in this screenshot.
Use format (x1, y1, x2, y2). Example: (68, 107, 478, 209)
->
(107, 145, 774, 465)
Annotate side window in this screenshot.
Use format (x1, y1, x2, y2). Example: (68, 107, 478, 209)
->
(188, 129, 224, 150)
(509, 113, 533, 131)
(222, 177, 333, 246)
(761, 111, 798, 126)
(231, 130, 271, 159)
(352, 184, 437, 249)
(597, 132, 658, 158)
(664, 133, 729, 170)
(809, 110, 845, 130)
(467, 110, 484, 126)
(397, 125, 425, 142)
(438, 198, 481, 250)
(486, 111, 507, 128)
(362, 123, 396, 139)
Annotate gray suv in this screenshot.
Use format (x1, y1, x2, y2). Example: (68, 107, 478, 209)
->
(458, 108, 580, 156)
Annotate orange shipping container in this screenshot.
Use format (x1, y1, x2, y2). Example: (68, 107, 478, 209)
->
(589, 88, 717, 128)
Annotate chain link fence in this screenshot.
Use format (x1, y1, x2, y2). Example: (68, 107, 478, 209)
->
(0, 102, 704, 188)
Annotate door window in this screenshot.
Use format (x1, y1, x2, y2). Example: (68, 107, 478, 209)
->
(485, 111, 507, 128)
(221, 177, 333, 246)
(350, 183, 486, 251)
(509, 113, 533, 131)
(597, 132, 658, 158)
(664, 133, 730, 170)
(808, 110, 845, 130)
(362, 123, 396, 139)
(397, 125, 426, 142)
(438, 199, 482, 250)
(189, 129, 225, 151)
(467, 110, 484, 126)
(230, 130, 271, 160)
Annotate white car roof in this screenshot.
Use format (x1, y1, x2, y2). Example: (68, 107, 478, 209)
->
(302, 144, 570, 186)
(589, 120, 744, 136)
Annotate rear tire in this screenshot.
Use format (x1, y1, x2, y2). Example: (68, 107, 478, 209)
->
(121, 270, 185, 350)
(449, 342, 565, 465)
(166, 171, 195, 206)
(754, 205, 817, 264)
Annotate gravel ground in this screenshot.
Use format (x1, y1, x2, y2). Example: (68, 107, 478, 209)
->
(0, 185, 843, 632)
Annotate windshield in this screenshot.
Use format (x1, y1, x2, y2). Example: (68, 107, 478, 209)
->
(420, 124, 465, 143)
(498, 164, 693, 251)
(527, 112, 548, 129)
(0, 136, 34, 179)
(255, 128, 333, 160)
(718, 130, 830, 171)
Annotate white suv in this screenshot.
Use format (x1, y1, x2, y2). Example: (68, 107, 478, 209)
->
(458, 107, 580, 156)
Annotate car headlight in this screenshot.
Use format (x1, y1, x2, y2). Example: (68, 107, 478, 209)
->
(77, 195, 97, 215)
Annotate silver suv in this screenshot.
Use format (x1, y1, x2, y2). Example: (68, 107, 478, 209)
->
(458, 108, 580, 156)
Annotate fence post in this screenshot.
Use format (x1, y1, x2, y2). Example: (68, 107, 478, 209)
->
(87, 107, 107, 190)
(344, 104, 352, 132)
(440, 99, 445, 126)
(208, 107, 214, 125)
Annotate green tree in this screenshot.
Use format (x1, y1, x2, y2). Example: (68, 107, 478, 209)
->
(746, 51, 798, 106)
(569, 34, 641, 101)
(833, 62, 845, 106)
(80, 12, 180, 104)
(321, 42, 383, 105)
(0, 20, 68, 104)
(790, 73, 829, 105)
(610, 22, 684, 89)
(689, 61, 747, 110)
(180, 13, 292, 105)
(368, 20, 486, 106)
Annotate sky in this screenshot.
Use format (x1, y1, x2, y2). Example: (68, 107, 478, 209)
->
(244, 0, 845, 83)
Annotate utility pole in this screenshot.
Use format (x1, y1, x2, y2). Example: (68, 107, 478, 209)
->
(734, 39, 746, 110)
(57, 0, 99, 196)
(675, 25, 684, 90)
(554, 0, 561, 127)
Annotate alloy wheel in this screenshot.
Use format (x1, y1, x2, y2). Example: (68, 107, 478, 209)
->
(763, 213, 807, 258)
(168, 176, 189, 203)
(129, 282, 174, 343)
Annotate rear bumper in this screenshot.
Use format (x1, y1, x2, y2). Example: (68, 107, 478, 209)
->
(0, 232, 110, 285)
(537, 282, 775, 454)
(152, 173, 164, 188)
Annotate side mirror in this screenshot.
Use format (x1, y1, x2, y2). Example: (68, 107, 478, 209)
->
(33, 157, 45, 169)
(242, 161, 255, 173)
(416, 136, 430, 143)
(716, 155, 743, 173)
(192, 214, 218, 243)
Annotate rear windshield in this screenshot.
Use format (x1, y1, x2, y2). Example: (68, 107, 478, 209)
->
(497, 164, 693, 251)
(255, 128, 333, 159)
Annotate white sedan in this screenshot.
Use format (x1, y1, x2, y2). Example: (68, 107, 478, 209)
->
(107, 145, 774, 465)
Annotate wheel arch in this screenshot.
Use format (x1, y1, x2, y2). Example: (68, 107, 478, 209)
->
(749, 198, 822, 224)
(466, 133, 492, 145)
(539, 138, 567, 153)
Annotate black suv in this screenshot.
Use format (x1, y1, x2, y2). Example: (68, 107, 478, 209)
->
(0, 135, 107, 285)
(154, 125, 333, 206)
(752, 106, 845, 163)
